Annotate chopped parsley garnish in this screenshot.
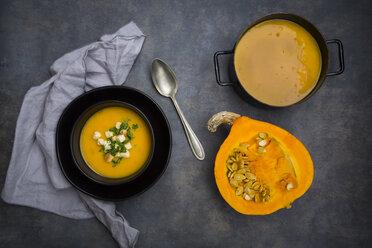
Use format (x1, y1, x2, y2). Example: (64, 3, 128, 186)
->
(109, 127, 120, 135)
(127, 130, 134, 140)
(95, 118, 139, 167)
(120, 120, 128, 130)
(112, 158, 122, 167)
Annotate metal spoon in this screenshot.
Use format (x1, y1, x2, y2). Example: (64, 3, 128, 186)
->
(151, 58, 205, 160)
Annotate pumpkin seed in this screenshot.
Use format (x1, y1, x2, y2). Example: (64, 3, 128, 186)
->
(230, 178, 239, 188)
(227, 171, 232, 178)
(240, 142, 250, 149)
(230, 171, 236, 179)
(232, 163, 238, 171)
(238, 162, 245, 169)
(258, 132, 267, 139)
(234, 173, 246, 181)
(265, 189, 270, 196)
(237, 153, 242, 161)
(259, 186, 264, 193)
(245, 187, 255, 197)
(257, 147, 266, 153)
(243, 193, 252, 201)
(241, 156, 249, 160)
(286, 182, 294, 190)
(246, 180, 254, 188)
(227, 164, 233, 172)
(249, 190, 255, 198)
(253, 183, 260, 191)
(236, 186, 243, 196)
(245, 172, 256, 180)
(258, 139, 267, 147)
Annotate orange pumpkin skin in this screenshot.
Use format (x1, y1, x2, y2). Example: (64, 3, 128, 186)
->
(214, 116, 314, 215)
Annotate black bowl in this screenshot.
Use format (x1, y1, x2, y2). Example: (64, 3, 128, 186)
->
(56, 86, 172, 200)
(71, 101, 155, 185)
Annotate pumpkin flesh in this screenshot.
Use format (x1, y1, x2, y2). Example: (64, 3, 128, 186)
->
(214, 116, 313, 215)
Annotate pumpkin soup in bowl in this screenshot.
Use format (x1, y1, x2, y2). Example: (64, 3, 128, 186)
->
(71, 102, 154, 185)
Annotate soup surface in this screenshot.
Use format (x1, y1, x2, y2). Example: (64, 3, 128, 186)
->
(80, 106, 152, 179)
(234, 19, 322, 106)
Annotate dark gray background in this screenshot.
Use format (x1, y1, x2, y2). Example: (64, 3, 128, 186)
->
(0, 0, 371, 247)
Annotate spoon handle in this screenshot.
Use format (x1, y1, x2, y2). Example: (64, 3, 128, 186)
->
(171, 96, 205, 160)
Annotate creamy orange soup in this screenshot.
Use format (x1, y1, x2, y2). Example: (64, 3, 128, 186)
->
(80, 106, 152, 179)
(234, 19, 322, 106)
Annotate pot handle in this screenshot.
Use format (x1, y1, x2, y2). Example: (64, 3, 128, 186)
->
(214, 50, 234, 86)
(326, 39, 345, 76)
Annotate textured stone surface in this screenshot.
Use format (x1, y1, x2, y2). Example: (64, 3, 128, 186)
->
(0, 0, 371, 247)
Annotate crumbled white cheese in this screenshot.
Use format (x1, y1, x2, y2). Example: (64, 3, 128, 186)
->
(114, 144, 119, 149)
(120, 129, 127, 135)
(124, 142, 132, 150)
(114, 152, 121, 158)
(119, 151, 130, 158)
(97, 138, 105, 146)
(92, 131, 101, 140)
(116, 122, 121, 129)
(105, 131, 114, 138)
(104, 143, 111, 150)
(117, 134, 125, 143)
(112, 136, 117, 141)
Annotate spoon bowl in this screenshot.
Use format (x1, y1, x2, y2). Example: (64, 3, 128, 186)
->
(151, 59, 178, 97)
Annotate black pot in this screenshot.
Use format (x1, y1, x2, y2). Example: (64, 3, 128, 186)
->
(214, 13, 345, 107)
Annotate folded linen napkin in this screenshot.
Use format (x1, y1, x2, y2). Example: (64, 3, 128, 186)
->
(1, 21, 145, 248)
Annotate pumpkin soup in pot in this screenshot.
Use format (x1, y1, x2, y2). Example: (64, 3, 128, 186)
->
(80, 106, 153, 179)
(234, 19, 322, 107)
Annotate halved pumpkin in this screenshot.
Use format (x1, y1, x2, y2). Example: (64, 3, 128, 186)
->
(208, 111, 313, 215)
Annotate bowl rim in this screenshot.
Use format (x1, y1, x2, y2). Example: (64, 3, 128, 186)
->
(70, 100, 156, 185)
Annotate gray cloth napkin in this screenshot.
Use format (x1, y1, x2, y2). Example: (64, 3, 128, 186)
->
(1, 21, 145, 248)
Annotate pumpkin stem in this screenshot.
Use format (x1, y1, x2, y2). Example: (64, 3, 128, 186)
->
(207, 111, 241, 132)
